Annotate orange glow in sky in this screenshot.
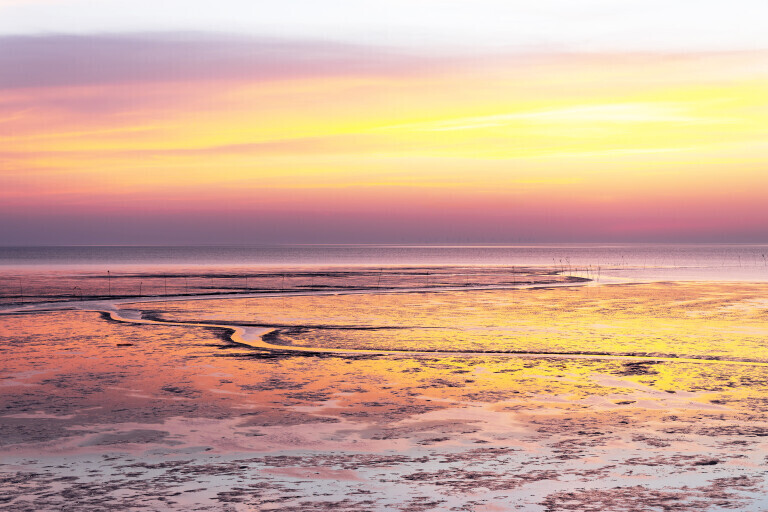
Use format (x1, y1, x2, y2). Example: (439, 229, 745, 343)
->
(2, 29, 768, 243)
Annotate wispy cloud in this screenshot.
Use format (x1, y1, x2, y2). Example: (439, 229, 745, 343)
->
(0, 33, 439, 89)
(387, 103, 723, 132)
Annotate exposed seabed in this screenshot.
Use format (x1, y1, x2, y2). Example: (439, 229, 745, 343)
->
(2, 268, 768, 511)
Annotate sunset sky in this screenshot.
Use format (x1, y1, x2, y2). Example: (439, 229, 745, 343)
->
(2, 0, 768, 244)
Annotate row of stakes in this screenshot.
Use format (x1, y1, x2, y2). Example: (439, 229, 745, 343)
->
(8, 266, 589, 303)
(9, 254, 768, 304)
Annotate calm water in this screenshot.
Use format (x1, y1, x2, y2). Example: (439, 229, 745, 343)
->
(2, 244, 768, 282)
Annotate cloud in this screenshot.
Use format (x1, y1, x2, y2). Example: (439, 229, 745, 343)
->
(0, 33, 439, 89)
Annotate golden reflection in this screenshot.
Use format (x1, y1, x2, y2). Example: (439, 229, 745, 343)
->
(132, 282, 768, 361)
(4, 283, 768, 508)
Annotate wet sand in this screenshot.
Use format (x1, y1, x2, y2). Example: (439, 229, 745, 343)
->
(2, 274, 768, 510)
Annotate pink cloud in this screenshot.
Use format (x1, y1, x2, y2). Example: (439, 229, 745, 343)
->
(0, 33, 446, 90)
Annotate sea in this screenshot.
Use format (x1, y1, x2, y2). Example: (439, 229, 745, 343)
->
(2, 244, 768, 304)
(1, 244, 768, 277)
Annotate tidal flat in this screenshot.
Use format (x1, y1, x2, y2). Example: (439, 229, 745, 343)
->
(2, 269, 768, 511)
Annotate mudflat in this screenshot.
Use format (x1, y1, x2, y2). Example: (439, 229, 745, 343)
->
(2, 277, 768, 510)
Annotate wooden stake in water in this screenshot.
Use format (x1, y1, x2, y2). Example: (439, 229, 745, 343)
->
(107, 270, 111, 297)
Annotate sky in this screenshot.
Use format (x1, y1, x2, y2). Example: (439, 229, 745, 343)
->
(2, 1, 768, 244)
